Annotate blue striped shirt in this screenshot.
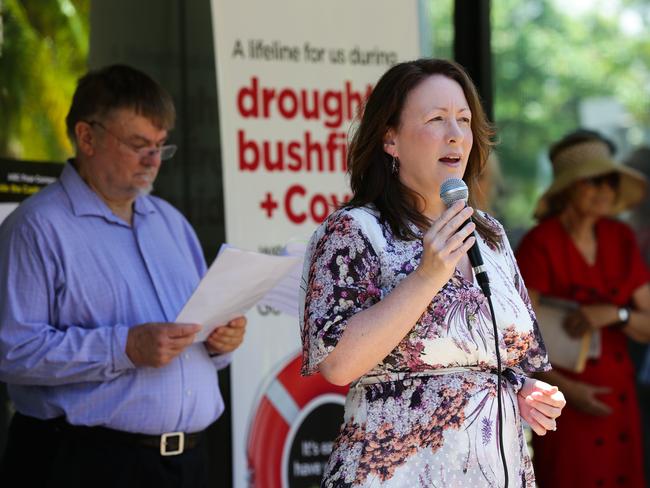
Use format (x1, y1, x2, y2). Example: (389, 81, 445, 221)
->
(0, 162, 229, 434)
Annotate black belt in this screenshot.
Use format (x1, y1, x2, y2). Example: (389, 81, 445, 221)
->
(22, 414, 204, 456)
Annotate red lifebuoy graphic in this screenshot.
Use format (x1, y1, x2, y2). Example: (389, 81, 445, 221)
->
(247, 352, 348, 487)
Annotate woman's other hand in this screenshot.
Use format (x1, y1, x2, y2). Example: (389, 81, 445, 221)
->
(518, 378, 566, 435)
(563, 304, 617, 337)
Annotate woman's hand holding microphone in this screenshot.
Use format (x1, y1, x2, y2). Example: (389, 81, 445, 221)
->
(414, 200, 477, 287)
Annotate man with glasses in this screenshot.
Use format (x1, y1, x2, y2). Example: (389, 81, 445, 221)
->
(0, 64, 246, 487)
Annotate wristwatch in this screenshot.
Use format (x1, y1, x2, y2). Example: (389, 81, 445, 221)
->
(617, 307, 631, 325)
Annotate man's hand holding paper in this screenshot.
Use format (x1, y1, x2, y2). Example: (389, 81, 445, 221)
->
(175, 246, 302, 343)
(205, 316, 247, 355)
(126, 322, 202, 367)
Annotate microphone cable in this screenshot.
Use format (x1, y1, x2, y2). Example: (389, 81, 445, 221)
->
(481, 282, 509, 488)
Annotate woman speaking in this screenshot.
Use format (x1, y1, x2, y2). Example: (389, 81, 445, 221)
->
(299, 58, 565, 487)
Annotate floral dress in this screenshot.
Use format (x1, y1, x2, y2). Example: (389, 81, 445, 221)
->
(299, 207, 550, 487)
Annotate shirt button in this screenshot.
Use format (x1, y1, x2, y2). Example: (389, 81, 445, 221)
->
(186, 390, 192, 396)
(184, 353, 190, 359)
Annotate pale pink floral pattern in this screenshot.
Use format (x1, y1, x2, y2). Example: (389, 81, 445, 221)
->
(300, 207, 550, 487)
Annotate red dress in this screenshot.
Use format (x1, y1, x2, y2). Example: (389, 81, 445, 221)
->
(516, 217, 650, 488)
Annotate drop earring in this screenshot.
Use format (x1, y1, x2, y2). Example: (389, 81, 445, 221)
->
(391, 156, 400, 176)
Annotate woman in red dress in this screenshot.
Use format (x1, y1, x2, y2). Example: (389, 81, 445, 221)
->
(516, 130, 650, 487)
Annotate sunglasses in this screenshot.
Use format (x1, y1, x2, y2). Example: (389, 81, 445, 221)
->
(583, 173, 620, 189)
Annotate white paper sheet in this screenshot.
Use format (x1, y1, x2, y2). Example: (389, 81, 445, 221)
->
(176, 246, 301, 342)
(257, 241, 307, 317)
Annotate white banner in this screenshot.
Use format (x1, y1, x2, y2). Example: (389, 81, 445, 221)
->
(210, 1, 421, 485)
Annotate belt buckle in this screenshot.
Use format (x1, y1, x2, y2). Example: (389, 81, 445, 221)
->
(160, 431, 185, 456)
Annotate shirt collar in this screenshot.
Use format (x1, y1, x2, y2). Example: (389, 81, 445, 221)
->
(133, 194, 156, 216)
(60, 160, 157, 223)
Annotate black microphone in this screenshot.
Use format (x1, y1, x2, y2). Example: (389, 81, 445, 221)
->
(439, 178, 491, 297)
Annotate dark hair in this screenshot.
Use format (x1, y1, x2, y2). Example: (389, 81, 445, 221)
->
(65, 64, 175, 142)
(625, 146, 650, 178)
(549, 128, 616, 161)
(544, 188, 573, 218)
(346, 58, 500, 246)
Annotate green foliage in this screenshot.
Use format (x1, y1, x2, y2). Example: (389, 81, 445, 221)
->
(491, 0, 650, 230)
(429, 0, 650, 232)
(430, 0, 454, 59)
(0, 0, 89, 161)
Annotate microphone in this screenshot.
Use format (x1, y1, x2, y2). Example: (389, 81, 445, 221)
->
(439, 178, 491, 297)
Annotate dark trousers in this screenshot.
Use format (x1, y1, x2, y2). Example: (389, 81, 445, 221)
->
(0, 413, 210, 488)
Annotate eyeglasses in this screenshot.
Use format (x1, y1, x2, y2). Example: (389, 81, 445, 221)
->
(87, 120, 177, 161)
(583, 172, 620, 189)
